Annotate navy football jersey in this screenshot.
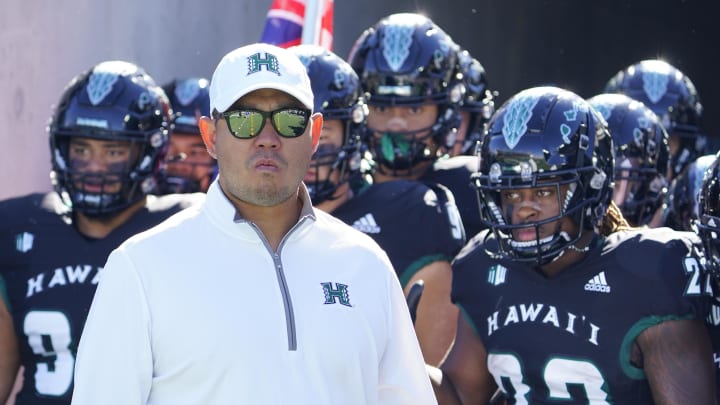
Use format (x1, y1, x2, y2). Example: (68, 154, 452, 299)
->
(420, 155, 484, 239)
(0, 192, 202, 405)
(707, 298, 720, 402)
(332, 179, 465, 286)
(452, 227, 711, 404)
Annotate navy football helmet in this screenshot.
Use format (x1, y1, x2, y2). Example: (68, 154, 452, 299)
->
(158, 77, 216, 194)
(474, 86, 614, 265)
(605, 59, 705, 178)
(291, 45, 367, 205)
(587, 93, 669, 226)
(49, 60, 170, 216)
(663, 154, 717, 231)
(163, 77, 210, 135)
(348, 13, 464, 172)
(696, 152, 720, 290)
(456, 48, 495, 155)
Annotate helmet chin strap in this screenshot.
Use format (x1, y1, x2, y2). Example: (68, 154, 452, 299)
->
(546, 231, 588, 264)
(564, 230, 591, 253)
(566, 243, 590, 253)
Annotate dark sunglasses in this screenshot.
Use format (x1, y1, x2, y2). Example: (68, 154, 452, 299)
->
(219, 108, 311, 139)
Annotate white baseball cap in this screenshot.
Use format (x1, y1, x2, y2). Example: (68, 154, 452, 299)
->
(209, 43, 314, 114)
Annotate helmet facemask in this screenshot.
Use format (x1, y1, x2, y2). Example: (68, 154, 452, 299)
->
(475, 86, 614, 266)
(49, 61, 171, 217)
(306, 129, 362, 205)
(613, 157, 667, 226)
(289, 45, 368, 205)
(476, 167, 597, 266)
(51, 132, 160, 217)
(349, 12, 464, 173)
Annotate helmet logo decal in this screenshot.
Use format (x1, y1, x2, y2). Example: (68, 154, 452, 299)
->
(334, 69, 345, 90)
(382, 24, 414, 72)
(637, 116, 650, 129)
(175, 80, 200, 107)
(560, 124, 572, 144)
(560, 104, 585, 144)
(502, 93, 539, 149)
(433, 49, 444, 70)
(633, 128, 644, 146)
(592, 103, 612, 121)
(247, 52, 281, 76)
(87, 71, 119, 106)
(642, 71, 669, 104)
(564, 109, 578, 121)
(137, 92, 152, 111)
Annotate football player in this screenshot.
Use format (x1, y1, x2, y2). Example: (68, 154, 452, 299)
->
(0, 61, 202, 405)
(430, 86, 715, 403)
(605, 59, 705, 181)
(696, 150, 720, 402)
(663, 153, 718, 231)
(587, 93, 670, 227)
(291, 44, 464, 365)
(452, 48, 495, 157)
(348, 12, 486, 239)
(157, 77, 216, 194)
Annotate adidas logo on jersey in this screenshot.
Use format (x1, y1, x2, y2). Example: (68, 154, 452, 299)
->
(352, 213, 381, 234)
(584, 271, 611, 293)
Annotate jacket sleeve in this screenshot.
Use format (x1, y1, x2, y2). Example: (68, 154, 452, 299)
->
(378, 262, 438, 405)
(71, 248, 152, 405)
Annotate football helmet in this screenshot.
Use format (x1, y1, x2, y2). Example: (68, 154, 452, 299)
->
(587, 93, 669, 226)
(456, 48, 495, 155)
(662, 154, 717, 231)
(290, 45, 366, 205)
(163, 77, 210, 135)
(158, 77, 216, 194)
(348, 13, 464, 172)
(474, 86, 614, 265)
(605, 59, 705, 178)
(49, 60, 170, 216)
(696, 151, 720, 289)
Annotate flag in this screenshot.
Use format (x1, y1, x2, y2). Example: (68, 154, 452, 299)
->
(260, 0, 333, 50)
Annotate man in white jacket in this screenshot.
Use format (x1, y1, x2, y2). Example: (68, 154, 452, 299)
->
(71, 43, 437, 405)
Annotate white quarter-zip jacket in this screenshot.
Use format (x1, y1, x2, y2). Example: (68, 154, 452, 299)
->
(72, 181, 436, 405)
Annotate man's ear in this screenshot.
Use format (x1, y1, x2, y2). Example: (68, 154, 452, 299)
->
(199, 116, 218, 159)
(310, 113, 323, 153)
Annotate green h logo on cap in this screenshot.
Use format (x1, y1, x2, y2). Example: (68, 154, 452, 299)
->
(247, 52, 281, 76)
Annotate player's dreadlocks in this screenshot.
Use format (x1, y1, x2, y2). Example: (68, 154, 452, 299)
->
(598, 200, 633, 236)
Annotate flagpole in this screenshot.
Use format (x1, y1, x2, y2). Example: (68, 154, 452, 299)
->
(301, 0, 323, 45)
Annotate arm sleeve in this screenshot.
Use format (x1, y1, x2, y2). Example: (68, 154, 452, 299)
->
(378, 260, 438, 405)
(71, 249, 152, 405)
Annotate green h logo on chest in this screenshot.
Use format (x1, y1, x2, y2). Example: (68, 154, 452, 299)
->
(247, 52, 281, 76)
(321, 282, 352, 307)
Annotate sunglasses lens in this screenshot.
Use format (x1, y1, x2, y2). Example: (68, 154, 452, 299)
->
(273, 109, 309, 137)
(225, 109, 309, 138)
(228, 111, 266, 138)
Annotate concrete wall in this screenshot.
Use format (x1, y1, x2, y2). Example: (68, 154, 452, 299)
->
(2, 0, 718, 200)
(0, 0, 273, 199)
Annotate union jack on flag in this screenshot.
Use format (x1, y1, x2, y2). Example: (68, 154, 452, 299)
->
(260, 0, 334, 50)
